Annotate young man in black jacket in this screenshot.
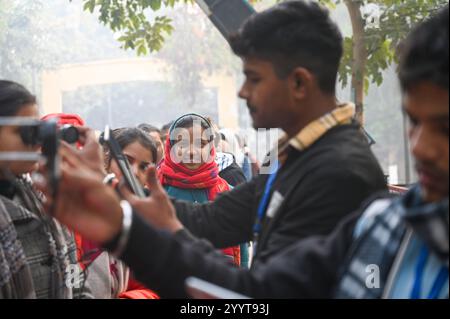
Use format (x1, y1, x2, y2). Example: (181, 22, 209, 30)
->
(48, 0, 385, 265)
(127, 0, 385, 267)
(43, 4, 448, 299)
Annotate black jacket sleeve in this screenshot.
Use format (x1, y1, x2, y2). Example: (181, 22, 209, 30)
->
(119, 210, 359, 299)
(173, 177, 260, 248)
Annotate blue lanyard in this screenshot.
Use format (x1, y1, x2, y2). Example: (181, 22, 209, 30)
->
(410, 245, 449, 299)
(253, 164, 280, 236)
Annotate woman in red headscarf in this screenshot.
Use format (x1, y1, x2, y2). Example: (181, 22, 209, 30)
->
(158, 114, 240, 266)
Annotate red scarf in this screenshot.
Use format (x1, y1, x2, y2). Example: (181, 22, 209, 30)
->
(158, 135, 230, 200)
(158, 131, 240, 266)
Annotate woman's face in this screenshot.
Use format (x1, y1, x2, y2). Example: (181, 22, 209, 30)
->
(109, 141, 154, 186)
(0, 104, 40, 177)
(172, 125, 213, 171)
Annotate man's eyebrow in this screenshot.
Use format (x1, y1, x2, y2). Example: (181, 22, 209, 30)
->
(404, 109, 449, 123)
(430, 115, 450, 122)
(244, 69, 258, 76)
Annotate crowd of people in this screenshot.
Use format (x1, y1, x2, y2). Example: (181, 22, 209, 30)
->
(0, 0, 448, 299)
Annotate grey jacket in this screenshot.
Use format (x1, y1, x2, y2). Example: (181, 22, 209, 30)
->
(0, 176, 92, 299)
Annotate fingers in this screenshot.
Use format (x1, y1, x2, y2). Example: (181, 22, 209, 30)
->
(117, 179, 140, 205)
(75, 126, 93, 145)
(60, 142, 81, 161)
(59, 145, 84, 169)
(82, 128, 99, 147)
(60, 133, 106, 176)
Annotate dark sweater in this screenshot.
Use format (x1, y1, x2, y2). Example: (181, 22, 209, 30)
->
(119, 207, 358, 298)
(173, 123, 387, 266)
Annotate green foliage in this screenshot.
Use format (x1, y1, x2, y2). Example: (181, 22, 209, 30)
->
(75, 0, 448, 94)
(72, 0, 194, 54)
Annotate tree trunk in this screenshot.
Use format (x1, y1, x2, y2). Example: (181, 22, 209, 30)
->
(345, 0, 367, 126)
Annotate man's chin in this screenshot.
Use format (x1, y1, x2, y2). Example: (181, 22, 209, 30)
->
(420, 184, 449, 203)
(251, 118, 272, 130)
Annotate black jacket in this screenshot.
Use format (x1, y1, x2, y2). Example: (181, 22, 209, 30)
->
(119, 200, 361, 298)
(219, 162, 247, 187)
(173, 123, 387, 265)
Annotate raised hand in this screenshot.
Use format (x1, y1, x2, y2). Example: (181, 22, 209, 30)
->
(121, 165, 183, 233)
(36, 145, 123, 245)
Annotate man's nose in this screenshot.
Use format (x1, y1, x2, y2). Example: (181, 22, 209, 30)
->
(238, 84, 249, 100)
(411, 126, 439, 163)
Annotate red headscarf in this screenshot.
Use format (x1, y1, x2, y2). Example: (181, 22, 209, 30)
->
(158, 119, 230, 200)
(41, 113, 85, 149)
(41, 113, 85, 127)
(41, 113, 103, 266)
(159, 116, 240, 266)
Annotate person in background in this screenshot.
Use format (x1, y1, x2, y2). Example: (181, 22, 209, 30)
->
(235, 131, 260, 180)
(104, 128, 157, 189)
(160, 121, 174, 147)
(158, 114, 241, 266)
(218, 129, 246, 169)
(100, 127, 159, 299)
(138, 123, 165, 164)
(213, 132, 247, 188)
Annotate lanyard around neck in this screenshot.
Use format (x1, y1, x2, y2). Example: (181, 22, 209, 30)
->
(411, 244, 449, 299)
(254, 163, 280, 237)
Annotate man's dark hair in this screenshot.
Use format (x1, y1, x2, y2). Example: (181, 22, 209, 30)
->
(229, 0, 343, 94)
(399, 6, 449, 92)
(138, 123, 161, 134)
(0, 80, 37, 117)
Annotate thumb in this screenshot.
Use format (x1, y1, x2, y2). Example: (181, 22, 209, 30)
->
(118, 179, 140, 205)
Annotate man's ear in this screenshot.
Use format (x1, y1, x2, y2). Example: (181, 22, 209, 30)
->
(290, 67, 314, 100)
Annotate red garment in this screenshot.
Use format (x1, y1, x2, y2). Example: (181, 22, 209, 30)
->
(74, 233, 102, 270)
(41, 113, 85, 127)
(159, 132, 240, 266)
(158, 135, 230, 200)
(47, 113, 158, 299)
(41, 113, 85, 148)
(42, 114, 102, 270)
(119, 278, 160, 299)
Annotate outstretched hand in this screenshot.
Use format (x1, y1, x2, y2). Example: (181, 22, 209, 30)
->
(121, 165, 183, 233)
(36, 145, 123, 244)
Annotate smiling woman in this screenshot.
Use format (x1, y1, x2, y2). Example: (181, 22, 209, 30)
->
(158, 113, 242, 266)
